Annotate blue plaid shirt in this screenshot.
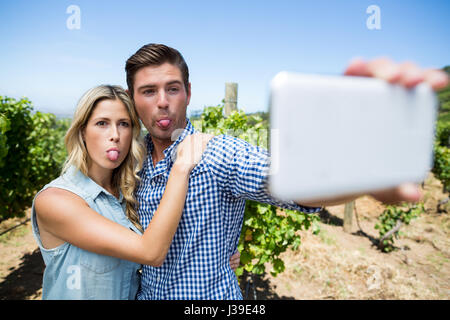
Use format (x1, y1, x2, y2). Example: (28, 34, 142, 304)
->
(135, 119, 321, 300)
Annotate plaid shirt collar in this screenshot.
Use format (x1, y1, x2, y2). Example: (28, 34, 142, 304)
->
(144, 118, 196, 174)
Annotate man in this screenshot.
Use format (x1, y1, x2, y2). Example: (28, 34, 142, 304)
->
(125, 44, 448, 299)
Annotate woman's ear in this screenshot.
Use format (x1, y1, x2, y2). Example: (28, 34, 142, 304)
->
(81, 127, 86, 143)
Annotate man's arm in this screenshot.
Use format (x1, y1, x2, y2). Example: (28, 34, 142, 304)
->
(206, 58, 448, 209)
(207, 135, 423, 210)
(206, 135, 322, 213)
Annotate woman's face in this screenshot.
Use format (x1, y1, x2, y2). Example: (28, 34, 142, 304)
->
(83, 98, 133, 172)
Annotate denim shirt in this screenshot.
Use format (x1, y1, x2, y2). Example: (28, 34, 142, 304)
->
(31, 165, 142, 300)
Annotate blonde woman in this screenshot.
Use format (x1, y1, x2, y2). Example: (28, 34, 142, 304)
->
(31, 85, 239, 299)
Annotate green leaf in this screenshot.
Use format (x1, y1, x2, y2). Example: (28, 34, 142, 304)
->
(240, 250, 253, 265)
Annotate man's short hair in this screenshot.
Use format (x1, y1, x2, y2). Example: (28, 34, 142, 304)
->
(125, 43, 190, 98)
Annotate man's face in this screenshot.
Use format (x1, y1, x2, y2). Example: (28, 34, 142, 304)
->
(132, 62, 191, 144)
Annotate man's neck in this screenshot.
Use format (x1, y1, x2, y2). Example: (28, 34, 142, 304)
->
(151, 137, 173, 166)
(150, 119, 189, 167)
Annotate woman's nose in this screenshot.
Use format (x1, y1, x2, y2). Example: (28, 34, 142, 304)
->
(109, 125, 120, 141)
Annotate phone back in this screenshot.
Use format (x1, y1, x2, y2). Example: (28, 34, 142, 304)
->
(268, 72, 438, 202)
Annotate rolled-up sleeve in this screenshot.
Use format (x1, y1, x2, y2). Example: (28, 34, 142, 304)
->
(206, 135, 322, 214)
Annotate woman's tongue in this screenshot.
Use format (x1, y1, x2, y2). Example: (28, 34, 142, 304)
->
(107, 150, 119, 161)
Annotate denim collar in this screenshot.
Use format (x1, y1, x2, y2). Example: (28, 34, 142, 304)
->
(64, 165, 124, 202)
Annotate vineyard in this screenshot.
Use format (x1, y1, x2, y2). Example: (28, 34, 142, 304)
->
(0, 69, 449, 299)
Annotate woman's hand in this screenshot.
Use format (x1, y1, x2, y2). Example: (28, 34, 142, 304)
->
(230, 250, 241, 271)
(174, 133, 214, 172)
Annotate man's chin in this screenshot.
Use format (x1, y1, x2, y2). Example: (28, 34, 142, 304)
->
(149, 128, 177, 143)
(151, 120, 187, 141)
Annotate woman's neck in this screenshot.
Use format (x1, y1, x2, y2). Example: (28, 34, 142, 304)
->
(87, 163, 117, 197)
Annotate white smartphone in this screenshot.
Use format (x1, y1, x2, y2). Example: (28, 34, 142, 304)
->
(268, 71, 438, 202)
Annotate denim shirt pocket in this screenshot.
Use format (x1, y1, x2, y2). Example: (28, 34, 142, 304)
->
(79, 250, 123, 299)
(80, 250, 121, 274)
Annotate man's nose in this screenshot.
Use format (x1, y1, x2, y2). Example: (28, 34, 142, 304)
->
(157, 90, 169, 108)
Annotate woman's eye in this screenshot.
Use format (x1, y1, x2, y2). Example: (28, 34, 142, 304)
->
(96, 121, 107, 126)
(120, 122, 130, 127)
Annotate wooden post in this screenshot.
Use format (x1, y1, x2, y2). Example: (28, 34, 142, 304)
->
(224, 82, 238, 116)
(343, 201, 354, 233)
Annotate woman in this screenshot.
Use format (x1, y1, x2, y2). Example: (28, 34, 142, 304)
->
(31, 85, 240, 299)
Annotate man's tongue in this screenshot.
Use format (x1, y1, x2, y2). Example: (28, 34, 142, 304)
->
(107, 150, 119, 161)
(158, 119, 171, 128)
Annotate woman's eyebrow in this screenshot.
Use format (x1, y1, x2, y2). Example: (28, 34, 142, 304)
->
(91, 117, 110, 121)
(91, 117, 130, 121)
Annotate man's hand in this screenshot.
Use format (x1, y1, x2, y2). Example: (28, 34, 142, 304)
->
(300, 58, 449, 208)
(344, 57, 449, 90)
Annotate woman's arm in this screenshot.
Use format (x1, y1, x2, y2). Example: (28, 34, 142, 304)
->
(35, 133, 212, 266)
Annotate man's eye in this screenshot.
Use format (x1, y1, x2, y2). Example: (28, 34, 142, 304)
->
(168, 87, 179, 93)
(143, 89, 155, 95)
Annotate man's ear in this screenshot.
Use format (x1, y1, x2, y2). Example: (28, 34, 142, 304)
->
(186, 82, 191, 106)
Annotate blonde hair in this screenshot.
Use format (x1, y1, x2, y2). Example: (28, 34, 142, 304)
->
(63, 85, 145, 233)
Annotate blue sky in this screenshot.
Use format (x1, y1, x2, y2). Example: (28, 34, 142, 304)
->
(1, 0, 449, 117)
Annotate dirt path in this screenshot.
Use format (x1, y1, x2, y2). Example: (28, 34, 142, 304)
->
(0, 210, 44, 300)
(1, 173, 448, 300)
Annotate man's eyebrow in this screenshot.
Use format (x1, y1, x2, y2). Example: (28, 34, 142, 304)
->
(137, 80, 183, 91)
(166, 80, 183, 86)
(137, 84, 156, 91)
